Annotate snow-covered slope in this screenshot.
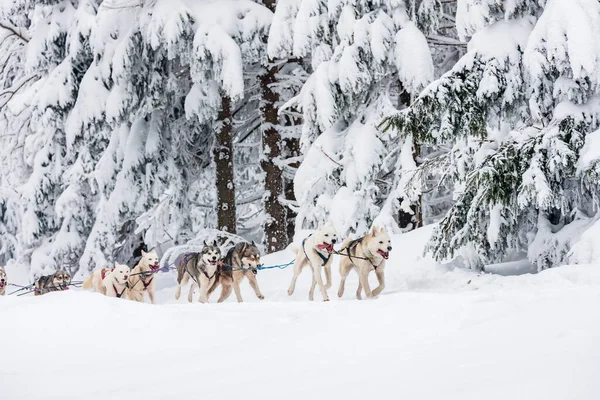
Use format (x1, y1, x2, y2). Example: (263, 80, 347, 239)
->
(2, 226, 600, 400)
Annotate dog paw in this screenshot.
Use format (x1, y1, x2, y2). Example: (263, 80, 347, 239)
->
(323, 298, 330, 302)
(258, 294, 265, 300)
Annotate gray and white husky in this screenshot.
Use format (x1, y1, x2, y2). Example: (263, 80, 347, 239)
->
(34, 270, 71, 296)
(175, 241, 222, 303)
(208, 241, 264, 303)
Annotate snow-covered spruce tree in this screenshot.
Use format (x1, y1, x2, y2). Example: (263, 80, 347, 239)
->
(383, 0, 600, 270)
(0, 0, 100, 278)
(0, 10, 31, 265)
(74, 0, 272, 272)
(268, 0, 463, 237)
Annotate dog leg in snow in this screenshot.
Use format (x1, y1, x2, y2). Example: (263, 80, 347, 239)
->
(199, 284, 209, 303)
(358, 270, 373, 298)
(356, 281, 362, 300)
(372, 268, 385, 297)
(188, 281, 197, 303)
(217, 284, 232, 303)
(324, 263, 332, 289)
(338, 263, 352, 298)
(148, 288, 156, 304)
(247, 273, 264, 300)
(313, 266, 329, 302)
(233, 279, 244, 303)
(287, 262, 302, 296)
(176, 273, 189, 300)
(308, 273, 317, 301)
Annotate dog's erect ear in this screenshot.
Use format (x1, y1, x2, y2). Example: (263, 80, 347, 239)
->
(141, 250, 146, 256)
(380, 227, 385, 233)
(251, 240, 257, 247)
(371, 226, 378, 236)
(213, 240, 218, 247)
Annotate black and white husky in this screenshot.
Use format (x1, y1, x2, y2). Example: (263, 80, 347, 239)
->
(175, 241, 222, 303)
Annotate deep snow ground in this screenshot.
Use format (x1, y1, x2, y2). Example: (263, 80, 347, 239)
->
(2, 226, 600, 400)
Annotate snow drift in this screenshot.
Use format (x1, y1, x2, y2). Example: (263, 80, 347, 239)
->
(2, 226, 600, 400)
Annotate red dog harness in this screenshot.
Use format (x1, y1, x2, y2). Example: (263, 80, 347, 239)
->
(101, 268, 114, 280)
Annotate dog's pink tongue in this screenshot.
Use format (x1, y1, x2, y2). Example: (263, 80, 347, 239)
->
(317, 243, 334, 253)
(377, 250, 389, 259)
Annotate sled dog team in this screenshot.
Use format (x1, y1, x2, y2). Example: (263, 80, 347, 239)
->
(0, 266, 73, 297)
(0, 223, 393, 302)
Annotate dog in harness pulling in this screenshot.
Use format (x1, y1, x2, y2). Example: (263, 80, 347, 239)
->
(83, 263, 131, 299)
(128, 249, 160, 304)
(103, 263, 131, 299)
(338, 226, 392, 300)
(175, 241, 222, 303)
(207, 241, 265, 303)
(34, 270, 72, 296)
(287, 221, 338, 301)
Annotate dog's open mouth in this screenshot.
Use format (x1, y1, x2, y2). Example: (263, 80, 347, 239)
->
(377, 250, 390, 260)
(61, 285, 69, 290)
(317, 242, 334, 254)
(0, 282, 5, 288)
(209, 260, 217, 265)
(150, 263, 160, 271)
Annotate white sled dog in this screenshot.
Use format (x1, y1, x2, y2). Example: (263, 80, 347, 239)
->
(175, 241, 222, 303)
(0, 266, 7, 296)
(338, 227, 392, 300)
(128, 249, 160, 304)
(83, 262, 131, 299)
(104, 263, 131, 299)
(287, 221, 338, 301)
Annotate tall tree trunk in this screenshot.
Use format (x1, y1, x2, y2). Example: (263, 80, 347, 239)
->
(215, 94, 237, 233)
(259, 0, 288, 252)
(283, 135, 300, 243)
(397, 89, 423, 230)
(259, 60, 287, 252)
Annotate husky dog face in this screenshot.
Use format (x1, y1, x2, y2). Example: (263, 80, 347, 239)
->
(0, 267, 7, 290)
(367, 227, 392, 260)
(141, 249, 160, 270)
(240, 242, 262, 272)
(112, 263, 131, 284)
(202, 241, 222, 266)
(313, 221, 338, 254)
(52, 270, 72, 290)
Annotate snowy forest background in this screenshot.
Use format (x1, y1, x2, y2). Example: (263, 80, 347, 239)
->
(0, 0, 599, 280)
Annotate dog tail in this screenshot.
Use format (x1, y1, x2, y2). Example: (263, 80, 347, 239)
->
(82, 274, 93, 290)
(339, 238, 352, 252)
(287, 244, 300, 254)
